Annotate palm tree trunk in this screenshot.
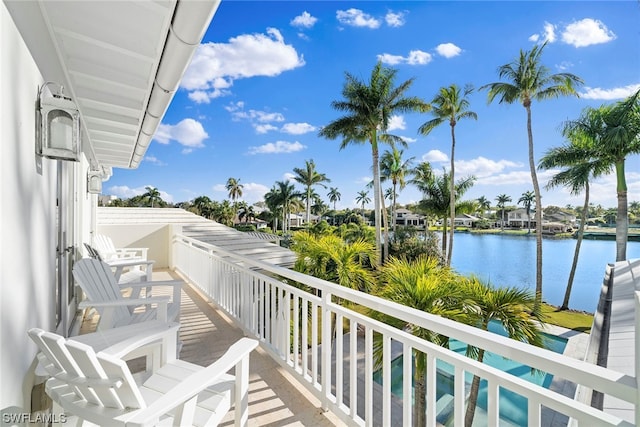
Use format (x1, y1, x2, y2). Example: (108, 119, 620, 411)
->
(372, 138, 383, 265)
(562, 182, 589, 310)
(615, 160, 628, 261)
(526, 105, 544, 308)
(500, 208, 505, 232)
(380, 184, 389, 262)
(464, 350, 485, 427)
(414, 353, 427, 427)
(306, 188, 311, 225)
(441, 220, 448, 259)
(392, 182, 398, 234)
(447, 124, 456, 266)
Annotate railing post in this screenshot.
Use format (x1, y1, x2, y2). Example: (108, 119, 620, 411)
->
(321, 290, 332, 411)
(635, 292, 640, 427)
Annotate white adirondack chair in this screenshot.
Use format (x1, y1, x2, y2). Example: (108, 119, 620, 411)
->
(73, 258, 182, 330)
(28, 326, 258, 426)
(85, 243, 154, 284)
(94, 233, 149, 261)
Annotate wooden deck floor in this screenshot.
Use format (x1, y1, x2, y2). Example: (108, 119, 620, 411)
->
(79, 269, 340, 426)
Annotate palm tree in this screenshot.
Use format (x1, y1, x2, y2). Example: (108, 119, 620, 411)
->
(539, 138, 608, 310)
(461, 277, 545, 427)
(226, 177, 243, 202)
(561, 90, 640, 261)
(495, 194, 512, 231)
(292, 232, 375, 292)
(380, 147, 415, 233)
(293, 159, 331, 225)
(143, 186, 162, 208)
(481, 42, 583, 307)
(355, 190, 370, 222)
(419, 84, 477, 266)
(264, 185, 282, 231)
(476, 196, 491, 217)
(320, 61, 429, 265)
(374, 257, 465, 427)
(327, 187, 341, 210)
(192, 195, 212, 217)
(518, 190, 535, 233)
(419, 171, 475, 260)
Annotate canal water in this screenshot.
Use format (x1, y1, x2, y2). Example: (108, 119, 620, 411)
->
(449, 232, 640, 313)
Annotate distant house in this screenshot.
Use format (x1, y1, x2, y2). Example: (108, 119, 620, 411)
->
(546, 211, 577, 227)
(542, 221, 569, 234)
(454, 213, 480, 227)
(507, 208, 536, 228)
(394, 208, 426, 227)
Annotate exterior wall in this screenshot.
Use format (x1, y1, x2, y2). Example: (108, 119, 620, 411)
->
(97, 224, 172, 268)
(0, 2, 57, 413)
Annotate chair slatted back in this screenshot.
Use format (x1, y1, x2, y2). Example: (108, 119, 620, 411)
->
(94, 234, 117, 260)
(28, 328, 146, 411)
(73, 258, 132, 325)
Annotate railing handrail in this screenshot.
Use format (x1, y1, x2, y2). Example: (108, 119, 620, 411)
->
(172, 233, 636, 406)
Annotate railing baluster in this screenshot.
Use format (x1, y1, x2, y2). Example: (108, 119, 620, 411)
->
(322, 292, 332, 410)
(528, 395, 540, 426)
(293, 295, 300, 372)
(454, 366, 464, 427)
(402, 343, 412, 426)
(350, 319, 357, 420)
(365, 327, 373, 427)
(285, 289, 291, 365)
(302, 298, 309, 381)
(383, 334, 391, 427)
(336, 313, 344, 409)
(426, 352, 436, 427)
(312, 301, 318, 387)
(487, 379, 499, 426)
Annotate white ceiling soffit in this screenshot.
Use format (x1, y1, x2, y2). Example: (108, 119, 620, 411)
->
(36, 0, 220, 169)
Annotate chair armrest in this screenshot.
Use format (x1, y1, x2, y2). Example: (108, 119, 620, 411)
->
(70, 321, 179, 354)
(119, 280, 183, 290)
(107, 259, 154, 268)
(127, 338, 259, 427)
(78, 296, 170, 308)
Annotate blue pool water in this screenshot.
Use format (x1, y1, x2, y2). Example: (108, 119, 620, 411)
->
(373, 321, 567, 425)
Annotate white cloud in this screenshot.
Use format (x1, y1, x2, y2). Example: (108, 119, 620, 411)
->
(107, 185, 173, 203)
(281, 122, 317, 135)
(477, 169, 555, 187)
(378, 50, 432, 66)
(401, 136, 417, 143)
(154, 119, 208, 149)
(283, 172, 297, 182)
(555, 61, 574, 71)
(212, 184, 226, 192)
(422, 149, 448, 163)
(435, 43, 462, 58)
(387, 115, 406, 131)
(377, 53, 404, 65)
(232, 109, 285, 123)
(529, 21, 556, 44)
(143, 155, 166, 166)
(385, 11, 406, 27)
(291, 11, 317, 28)
(181, 28, 305, 102)
(561, 18, 616, 47)
(212, 181, 269, 204)
(336, 9, 380, 29)
(356, 176, 372, 185)
(580, 83, 640, 100)
(254, 124, 279, 134)
(454, 157, 523, 178)
(247, 141, 306, 155)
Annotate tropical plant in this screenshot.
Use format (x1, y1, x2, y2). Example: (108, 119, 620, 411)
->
(461, 277, 545, 427)
(481, 41, 583, 307)
(380, 147, 415, 233)
(476, 196, 491, 217)
(226, 177, 243, 202)
(518, 190, 535, 233)
(292, 232, 375, 292)
(374, 256, 464, 427)
(293, 159, 331, 225)
(327, 187, 341, 210)
(320, 61, 428, 265)
(419, 84, 477, 266)
(561, 90, 640, 261)
(192, 195, 212, 217)
(264, 181, 302, 233)
(143, 186, 162, 208)
(495, 194, 512, 231)
(418, 171, 476, 260)
(355, 190, 371, 222)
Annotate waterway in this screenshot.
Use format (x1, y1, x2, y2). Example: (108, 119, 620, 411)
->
(449, 232, 640, 313)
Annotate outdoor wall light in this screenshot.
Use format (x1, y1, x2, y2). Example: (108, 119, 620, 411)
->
(37, 82, 80, 161)
(87, 168, 103, 194)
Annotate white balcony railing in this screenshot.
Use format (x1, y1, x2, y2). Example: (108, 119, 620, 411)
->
(171, 234, 636, 427)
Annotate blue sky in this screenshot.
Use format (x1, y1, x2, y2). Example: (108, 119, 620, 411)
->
(106, 1, 640, 211)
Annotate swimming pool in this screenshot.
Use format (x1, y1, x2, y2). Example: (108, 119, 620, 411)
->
(372, 322, 567, 425)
